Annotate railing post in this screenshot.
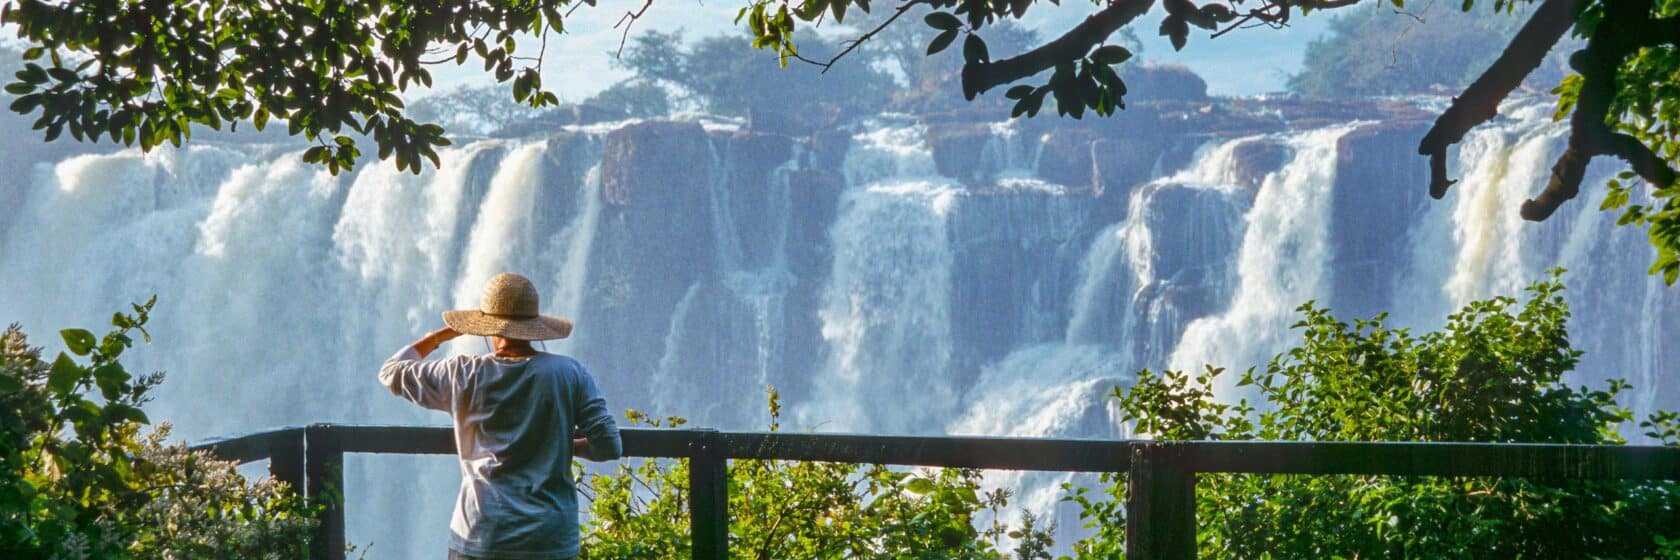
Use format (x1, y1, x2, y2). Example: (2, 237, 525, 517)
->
(269, 428, 305, 497)
(688, 428, 729, 560)
(1126, 442, 1196, 559)
(306, 424, 347, 560)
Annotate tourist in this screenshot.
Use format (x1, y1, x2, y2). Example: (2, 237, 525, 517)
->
(379, 272, 621, 560)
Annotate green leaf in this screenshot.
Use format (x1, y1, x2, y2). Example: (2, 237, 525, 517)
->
(1005, 85, 1034, 100)
(927, 29, 958, 55)
(906, 478, 936, 495)
(924, 11, 961, 31)
(0, 374, 22, 394)
(105, 402, 149, 425)
(61, 328, 96, 356)
(47, 352, 81, 394)
(962, 34, 989, 64)
(93, 363, 128, 399)
(1091, 45, 1133, 66)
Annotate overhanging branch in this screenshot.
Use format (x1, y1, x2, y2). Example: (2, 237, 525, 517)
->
(1416, 0, 1581, 199)
(1518, 2, 1679, 221)
(959, 0, 1157, 99)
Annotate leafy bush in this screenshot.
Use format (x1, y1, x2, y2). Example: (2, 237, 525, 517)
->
(0, 299, 315, 559)
(577, 389, 1056, 559)
(1064, 273, 1680, 558)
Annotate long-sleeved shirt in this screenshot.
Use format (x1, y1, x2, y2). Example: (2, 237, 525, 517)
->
(380, 347, 621, 559)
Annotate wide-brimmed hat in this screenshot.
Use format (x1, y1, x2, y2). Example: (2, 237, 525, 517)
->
(443, 273, 573, 341)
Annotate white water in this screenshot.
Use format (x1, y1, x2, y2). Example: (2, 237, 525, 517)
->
(806, 121, 962, 433)
(1167, 125, 1358, 400)
(0, 100, 1673, 557)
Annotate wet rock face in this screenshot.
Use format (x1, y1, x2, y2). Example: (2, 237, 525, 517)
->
(588, 120, 718, 395)
(1037, 129, 1099, 191)
(716, 130, 796, 269)
(949, 189, 1094, 374)
(926, 122, 993, 185)
(1329, 119, 1432, 318)
(808, 128, 852, 173)
(787, 169, 845, 279)
(1142, 183, 1247, 285)
(1229, 139, 1289, 194)
(1092, 136, 1161, 203)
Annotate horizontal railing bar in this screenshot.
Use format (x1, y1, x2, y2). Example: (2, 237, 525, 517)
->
(189, 425, 1680, 480)
(1174, 440, 1680, 479)
(189, 427, 305, 464)
(717, 432, 1134, 471)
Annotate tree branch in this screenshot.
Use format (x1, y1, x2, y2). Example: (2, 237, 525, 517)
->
(959, 0, 1157, 99)
(811, 0, 926, 73)
(1416, 0, 1580, 199)
(1519, 3, 1679, 220)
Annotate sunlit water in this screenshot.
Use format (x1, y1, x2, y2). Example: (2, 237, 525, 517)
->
(0, 101, 1672, 557)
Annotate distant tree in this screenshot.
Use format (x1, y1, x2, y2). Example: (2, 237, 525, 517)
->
(583, 79, 672, 119)
(1288, 3, 1572, 98)
(407, 84, 549, 136)
(616, 30, 895, 118)
(1062, 273, 1680, 558)
(1, 0, 1676, 282)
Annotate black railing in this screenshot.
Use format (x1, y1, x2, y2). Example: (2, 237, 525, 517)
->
(190, 425, 1680, 559)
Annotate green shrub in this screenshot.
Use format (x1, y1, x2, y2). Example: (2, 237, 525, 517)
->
(1065, 272, 1680, 558)
(0, 299, 315, 559)
(577, 389, 1056, 559)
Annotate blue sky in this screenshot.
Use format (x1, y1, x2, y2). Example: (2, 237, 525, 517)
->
(422, 1, 1350, 102)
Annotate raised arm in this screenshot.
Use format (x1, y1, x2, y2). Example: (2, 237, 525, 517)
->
(378, 327, 465, 411)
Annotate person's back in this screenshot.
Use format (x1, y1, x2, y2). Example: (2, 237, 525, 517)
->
(380, 273, 620, 560)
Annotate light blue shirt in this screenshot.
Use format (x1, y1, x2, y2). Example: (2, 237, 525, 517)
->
(380, 347, 621, 559)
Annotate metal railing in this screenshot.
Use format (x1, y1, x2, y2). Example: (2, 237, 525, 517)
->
(190, 425, 1680, 559)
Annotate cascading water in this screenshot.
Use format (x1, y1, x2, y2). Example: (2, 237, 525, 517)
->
(1, 97, 1674, 558)
(1167, 125, 1358, 399)
(805, 121, 963, 433)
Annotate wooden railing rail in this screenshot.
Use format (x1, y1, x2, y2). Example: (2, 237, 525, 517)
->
(190, 425, 1680, 560)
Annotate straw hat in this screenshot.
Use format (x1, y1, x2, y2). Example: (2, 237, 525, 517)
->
(443, 273, 573, 341)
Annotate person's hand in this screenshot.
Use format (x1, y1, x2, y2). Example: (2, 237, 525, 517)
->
(572, 437, 591, 459)
(427, 327, 462, 343)
(412, 327, 462, 357)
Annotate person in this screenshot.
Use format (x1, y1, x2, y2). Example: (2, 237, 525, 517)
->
(379, 272, 621, 560)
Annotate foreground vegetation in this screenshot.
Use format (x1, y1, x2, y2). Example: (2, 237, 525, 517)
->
(0, 300, 315, 559)
(5, 273, 1674, 558)
(1068, 272, 1680, 558)
(578, 273, 1680, 559)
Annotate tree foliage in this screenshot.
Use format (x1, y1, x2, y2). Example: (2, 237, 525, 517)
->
(1288, 3, 1572, 98)
(583, 79, 672, 120)
(1062, 273, 1680, 558)
(615, 29, 895, 118)
(577, 389, 1057, 559)
(0, 300, 316, 559)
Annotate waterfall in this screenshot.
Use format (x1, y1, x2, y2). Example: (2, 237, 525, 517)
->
(1168, 125, 1359, 399)
(805, 121, 961, 433)
(452, 143, 548, 314)
(1, 100, 1674, 558)
(1396, 100, 1674, 422)
(549, 163, 604, 337)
